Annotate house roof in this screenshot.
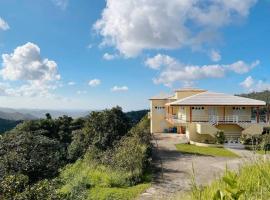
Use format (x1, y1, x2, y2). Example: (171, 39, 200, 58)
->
(167, 91, 266, 106)
(149, 93, 175, 100)
(174, 88, 207, 92)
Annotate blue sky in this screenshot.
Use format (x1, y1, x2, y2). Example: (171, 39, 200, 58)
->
(0, 0, 270, 111)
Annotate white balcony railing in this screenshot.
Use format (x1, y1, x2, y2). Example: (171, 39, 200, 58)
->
(166, 114, 268, 125)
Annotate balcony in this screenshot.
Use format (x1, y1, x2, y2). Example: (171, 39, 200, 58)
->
(166, 114, 268, 125)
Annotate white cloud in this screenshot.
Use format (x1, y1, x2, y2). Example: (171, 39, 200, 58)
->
(144, 54, 177, 70)
(210, 50, 221, 62)
(0, 17, 9, 31)
(88, 79, 101, 87)
(240, 76, 254, 89)
(228, 60, 259, 74)
(94, 0, 257, 57)
(240, 76, 270, 92)
(1, 42, 60, 82)
(145, 54, 259, 87)
(68, 81, 76, 86)
(51, 0, 68, 10)
(111, 86, 129, 92)
(0, 42, 61, 97)
(103, 53, 117, 60)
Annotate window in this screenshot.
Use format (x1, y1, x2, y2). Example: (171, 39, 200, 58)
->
(192, 106, 204, 110)
(233, 107, 245, 110)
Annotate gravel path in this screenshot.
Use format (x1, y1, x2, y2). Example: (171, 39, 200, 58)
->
(139, 133, 251, 200)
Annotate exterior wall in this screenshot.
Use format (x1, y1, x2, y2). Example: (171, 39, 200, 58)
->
(150, 99, 170, 133)
(186, 123, 216, 143)
(215, 124, 243, 135)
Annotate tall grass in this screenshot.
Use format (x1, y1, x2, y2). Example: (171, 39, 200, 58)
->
(182, 159, 270, 200)
(58, 157, 150, 200)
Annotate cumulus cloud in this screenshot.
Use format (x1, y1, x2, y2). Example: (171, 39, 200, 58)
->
(0, 17, 9, 31)
(210, 50, 221, 62)
(88, 79, 101, 87)
(111, 86, 129, 92)
(144, 54, 177, 70)
(103, 53, 118, 60)
(145, 54, 259, 87)
(0, 42, 61, 97)
(94, 0, 257, 57)
(51, 0, 68, 10)
(228, 60, 259, 74)
(240, 76, 270, 92)
(1, 42, 60, 82)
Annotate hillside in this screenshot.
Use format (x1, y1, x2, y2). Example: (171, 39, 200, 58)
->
(126, 109, 149, 126)
(237, 90, 270, 103)
(0, 118, 21, 134)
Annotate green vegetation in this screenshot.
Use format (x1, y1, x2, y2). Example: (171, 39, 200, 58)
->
(0, 107, 152, 200)
(215, 131, 226, 144)
(237, 90, 270, 102)
(58, 111, 152, 200)
(175, 144, 239, 158)
(184, 160, 270, 200)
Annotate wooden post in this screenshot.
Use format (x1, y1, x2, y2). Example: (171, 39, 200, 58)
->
(190, 106, 192, 123)
(257, 107, 260, 124)
(223, 106, 226, 122)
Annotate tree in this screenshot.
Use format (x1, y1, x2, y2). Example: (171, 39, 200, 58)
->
(83, 106, 131, 151)
(0, 130, 66, 183)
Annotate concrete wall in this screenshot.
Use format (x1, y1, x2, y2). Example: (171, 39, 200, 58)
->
(242, 124, 264, 136)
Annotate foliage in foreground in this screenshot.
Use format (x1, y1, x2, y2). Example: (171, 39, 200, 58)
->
(58, 114, 152, 200)
(183, 159, 270, 200)
(0, 107, 151, 200)
(175, 144, 239, 158)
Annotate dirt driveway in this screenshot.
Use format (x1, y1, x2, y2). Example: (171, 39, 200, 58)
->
(139, 133, 247, 200)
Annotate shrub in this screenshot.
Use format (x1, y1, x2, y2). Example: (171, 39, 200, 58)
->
(0, 174, 29, 199)
(260, 134, 270, 152)
(0, 131, 66, 183)
(215, 131, 225, 144)
(17, 179, 62, 200)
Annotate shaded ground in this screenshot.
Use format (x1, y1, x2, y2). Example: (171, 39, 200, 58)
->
(139, 133, 251, 200)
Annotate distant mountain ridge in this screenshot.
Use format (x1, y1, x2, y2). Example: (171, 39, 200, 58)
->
(0, 111, 36, 121)
(0, 107, 90, 120)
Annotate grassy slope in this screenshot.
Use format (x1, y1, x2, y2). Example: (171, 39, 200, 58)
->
(175, 144, 239, 158)
(58, 158, 151, 200)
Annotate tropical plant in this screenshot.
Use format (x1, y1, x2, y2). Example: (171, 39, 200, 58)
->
(215, 131, 225, 144)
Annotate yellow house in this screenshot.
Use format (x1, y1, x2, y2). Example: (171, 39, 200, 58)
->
(149, 88, 269, 144)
